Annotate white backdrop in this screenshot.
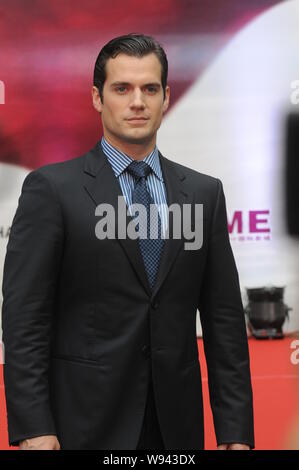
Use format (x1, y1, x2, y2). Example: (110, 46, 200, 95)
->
(158, 0, 299, 334)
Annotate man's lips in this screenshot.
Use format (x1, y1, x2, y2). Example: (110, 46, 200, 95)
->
(126, 117, 149, 121)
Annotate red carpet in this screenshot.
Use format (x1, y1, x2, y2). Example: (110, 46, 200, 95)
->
(199, 336, 299, 449)
(1, 336, 299, 450)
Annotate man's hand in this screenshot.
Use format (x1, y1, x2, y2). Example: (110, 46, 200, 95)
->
(217, 443, 250, 450)
(19, 435, 60, 450)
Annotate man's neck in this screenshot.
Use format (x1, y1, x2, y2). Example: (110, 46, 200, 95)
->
(103, 134, 156, 161)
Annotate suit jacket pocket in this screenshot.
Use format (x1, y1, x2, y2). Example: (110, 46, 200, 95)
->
(51, 354, 102, 367)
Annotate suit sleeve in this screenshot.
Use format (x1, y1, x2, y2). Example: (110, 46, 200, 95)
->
(1, 169, 64, 446)
(198, 178, 255, 449)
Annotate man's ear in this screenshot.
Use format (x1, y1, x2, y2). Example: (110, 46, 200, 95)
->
(162, 85, 170, 114)
(92, 86, 103, 113)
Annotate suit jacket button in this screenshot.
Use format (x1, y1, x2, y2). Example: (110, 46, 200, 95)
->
(151, 301, 159, 309)
(142, 345, 150, 357)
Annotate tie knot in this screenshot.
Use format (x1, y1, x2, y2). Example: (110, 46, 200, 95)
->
(127, 160, 151, 180)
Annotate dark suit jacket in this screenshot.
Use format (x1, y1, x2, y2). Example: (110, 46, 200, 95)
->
(1, 141, 254, 449)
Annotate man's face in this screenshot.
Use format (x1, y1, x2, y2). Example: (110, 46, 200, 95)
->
(92, 53, 170, 146)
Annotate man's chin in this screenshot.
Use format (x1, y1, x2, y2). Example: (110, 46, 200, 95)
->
(120, 131, 155, 146)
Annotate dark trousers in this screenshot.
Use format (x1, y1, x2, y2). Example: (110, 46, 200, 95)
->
(136, 378, 165, 450)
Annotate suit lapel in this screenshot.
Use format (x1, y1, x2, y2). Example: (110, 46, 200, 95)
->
(83, 142, 152, 296)
(83, 142, 191, 300)
(151, 152, 190, 299)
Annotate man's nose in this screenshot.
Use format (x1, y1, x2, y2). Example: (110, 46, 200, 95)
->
(130, 89, 145, 109)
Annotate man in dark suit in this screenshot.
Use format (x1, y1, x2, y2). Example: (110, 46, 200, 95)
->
(1, 33, 254, 450)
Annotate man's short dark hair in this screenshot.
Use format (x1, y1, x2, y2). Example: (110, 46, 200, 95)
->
(93, 33, 168, 102)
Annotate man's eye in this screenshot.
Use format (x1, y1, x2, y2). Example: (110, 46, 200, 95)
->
(146, 87, 157, 93)
(116, 86, 127, 93)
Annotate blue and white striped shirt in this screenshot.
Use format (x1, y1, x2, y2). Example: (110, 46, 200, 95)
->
(101, 136, 168, 237)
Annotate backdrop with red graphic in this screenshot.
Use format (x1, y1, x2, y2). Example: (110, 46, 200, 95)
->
(1, 0, 299, 450)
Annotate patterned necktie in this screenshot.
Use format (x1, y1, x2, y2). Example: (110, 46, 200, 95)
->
(127, 160, 164, 290)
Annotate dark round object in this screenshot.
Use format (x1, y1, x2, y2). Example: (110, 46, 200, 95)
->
(244, 286, 291, 339)
(246, 286, 285, 302)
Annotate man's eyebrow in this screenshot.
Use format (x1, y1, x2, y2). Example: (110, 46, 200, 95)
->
(110, 81, 161, 88)
(144, 82, 161, 88)
(110, 82, 131, 88)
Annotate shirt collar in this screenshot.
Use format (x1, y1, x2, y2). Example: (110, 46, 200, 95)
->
(101, 136, 164, 181)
